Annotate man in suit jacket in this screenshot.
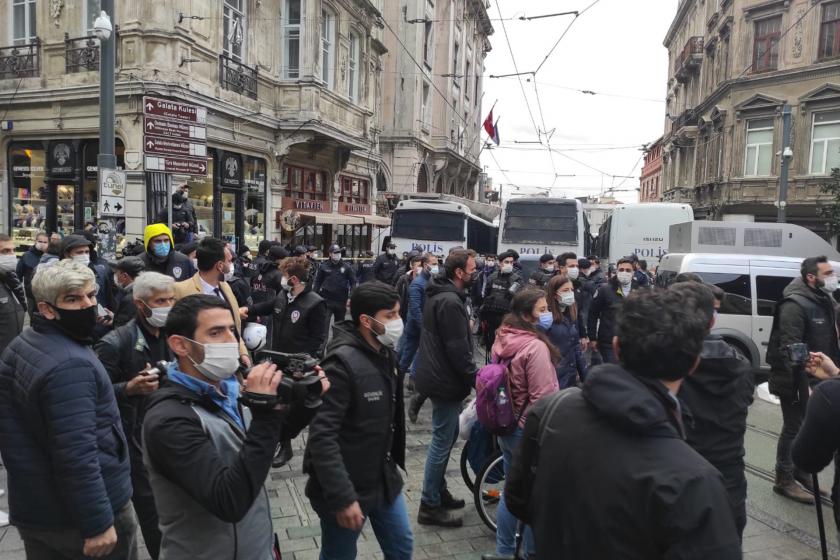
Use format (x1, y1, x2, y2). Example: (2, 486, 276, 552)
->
(173, 237, 250, 366)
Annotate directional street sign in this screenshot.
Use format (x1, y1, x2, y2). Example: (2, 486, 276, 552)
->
(143, 96, 207, 124)
(144, 137, 207, 158)
(144, 116, 206, 141)
(145, 155, 208, 175)
(99, 169, 127, 217)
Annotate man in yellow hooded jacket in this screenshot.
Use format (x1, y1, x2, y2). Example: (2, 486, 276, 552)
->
(139, 224, 195, 282)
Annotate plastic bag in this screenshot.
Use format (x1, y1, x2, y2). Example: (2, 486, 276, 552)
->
(459, 398, 478, 440)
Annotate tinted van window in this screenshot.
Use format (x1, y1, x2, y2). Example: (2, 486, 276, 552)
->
(695, 272, 752, 316)
(756, 275, 795, 317)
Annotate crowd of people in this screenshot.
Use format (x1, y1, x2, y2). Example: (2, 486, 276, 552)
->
(1, 219, 840, 560)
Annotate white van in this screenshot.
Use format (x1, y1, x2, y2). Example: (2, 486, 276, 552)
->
(656, 253, 840, 371)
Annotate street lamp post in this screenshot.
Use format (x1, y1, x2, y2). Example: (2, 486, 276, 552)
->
(94, 4, 116, 257)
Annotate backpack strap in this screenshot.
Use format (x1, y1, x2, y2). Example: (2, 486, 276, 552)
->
(537, 388, 580, 447)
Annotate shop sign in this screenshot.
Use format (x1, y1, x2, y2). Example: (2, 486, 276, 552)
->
(145, 155, 208, 175)
(48, 141, 76, 177)
(281, 198, 329, 213)
(220, 152, 243, 187)
(143, 96, 207, 124)
(338, 202, 370, 214)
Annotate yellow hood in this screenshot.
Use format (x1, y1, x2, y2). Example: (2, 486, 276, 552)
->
(144, 223, 174, 251)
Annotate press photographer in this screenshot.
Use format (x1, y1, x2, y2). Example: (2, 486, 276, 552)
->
(142, 294, 328, 559)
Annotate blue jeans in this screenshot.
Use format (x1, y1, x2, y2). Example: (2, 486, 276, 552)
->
(398, 329, 421, 376)
(496, 428, 535, 556)
(318, 493, 413, 560)
(421, 398, 462, 507)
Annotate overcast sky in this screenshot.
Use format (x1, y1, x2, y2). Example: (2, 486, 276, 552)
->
(480, 0, 679, 203)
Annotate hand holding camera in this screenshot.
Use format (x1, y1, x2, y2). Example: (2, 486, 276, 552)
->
(805, 352, 840, 380)
(126, 361, 168, 396)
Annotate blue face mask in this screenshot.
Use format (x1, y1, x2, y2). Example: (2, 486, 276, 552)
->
(538, 311, 554, 330)
(152, 241, 171, 258)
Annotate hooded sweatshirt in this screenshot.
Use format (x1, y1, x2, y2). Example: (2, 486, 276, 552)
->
(492, 325, 559, 428)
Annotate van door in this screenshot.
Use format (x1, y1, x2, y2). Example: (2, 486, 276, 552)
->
(693, 270, 754, 360)
(752, 268, 798, 368)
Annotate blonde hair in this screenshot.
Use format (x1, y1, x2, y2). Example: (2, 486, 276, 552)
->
(31, 259, 96, 304)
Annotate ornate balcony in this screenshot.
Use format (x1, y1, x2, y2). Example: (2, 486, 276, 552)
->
(671, 109, 699, 135)
(219, 54, 258, 100)
(0, 39, 39, 80)
(65, 34, 100, 73)
(674, 36, 704, 82)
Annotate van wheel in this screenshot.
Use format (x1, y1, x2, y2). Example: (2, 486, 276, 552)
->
(725, 340, 751, 364)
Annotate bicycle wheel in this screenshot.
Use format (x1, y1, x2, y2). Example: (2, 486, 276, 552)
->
(473, 450, 504, 532)
(460, 440, 475, 492)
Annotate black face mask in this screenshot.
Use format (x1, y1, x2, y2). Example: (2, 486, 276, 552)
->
(50, 304, 97, 345)
(461, 270, 476, 289)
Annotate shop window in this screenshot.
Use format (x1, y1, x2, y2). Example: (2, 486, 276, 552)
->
(334, 224, 371, 259)
(244, 157, 267, 251)
(9, 145, 47, 251)
(184, 155, 216, 237)
(339, 176, 369, 205)
(284, 165, 327, 200)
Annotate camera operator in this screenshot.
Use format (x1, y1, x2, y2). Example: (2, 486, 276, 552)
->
(142, 294, 327, 559)
(767, 256, 840, 503)
(304, 282, 413, 558)
(155, 192, 195, 245)
(95, 271, 176, 559)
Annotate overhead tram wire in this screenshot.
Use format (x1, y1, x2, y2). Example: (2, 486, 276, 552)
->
(533, 0, 601, 75)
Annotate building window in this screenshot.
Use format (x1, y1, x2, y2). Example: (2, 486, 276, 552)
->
(12, 0, 36, 45)
(452, 41, 460, 80)
(339, 176, 369, 205)
(744, 118, 774, 177)
(348, 31, 359, 102)
(753, 16, 781, 73)
(423, 20, 433, 68)
(223, 0, 246, 62)
(465, 59, 471, 100)
(321, 7, 335, 88)
(809, 110, 840, 175)
(284, 165, 327, 200)
(84, 0, 101, 34)
(820, 2, 840, 59)
(421, 82, 430, 129)
(283, 0, 302, 79)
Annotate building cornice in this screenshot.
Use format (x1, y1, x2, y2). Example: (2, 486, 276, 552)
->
(664, 0, 696, 47)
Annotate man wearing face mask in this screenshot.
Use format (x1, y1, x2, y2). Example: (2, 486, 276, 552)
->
(155, 192, 195, 245)
(415, 249, 478, 527)
(766, 255, 840, 504)
(60, 234, 115, 332)
(173, 237, 250, 367)
(314, 244, 356, 323)
(528, 254, 557, 288)
(374, 242, 400, 285)
(95, 271, 176, 559)
(400, 253, 439, 394)
(0, 259, 138, 559)
(0, 234, 26, 349)
(587, 257, 638, 364)
(304, 282, 413, 558)
(394, 254, 423, 324)
(110, 256, 146, 328)
(140, 223, 196, 282)
(142, 294, 325, 560)
(244, 256, 330, 467)
(16, 230, 47, 319)
(480, 250, 522, 351)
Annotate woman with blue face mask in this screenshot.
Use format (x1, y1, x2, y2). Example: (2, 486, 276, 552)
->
(544, 274, 588, 389)
(489, 289, 560, 557)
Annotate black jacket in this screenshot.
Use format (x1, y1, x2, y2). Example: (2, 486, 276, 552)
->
(506, 365, 741, 560)
(111, 285, 137, 328)
(768, 277, 840, 400)
(373, 253, 400, 285)
(394, 272, 415, 322)
(304, 322, 405, 513)
(314, 259, 356, 303)
(0, 270, 25, 350)
(356, 260, 376, 284)
(587, 277, 639, 345)
(415, 277, 477, 401)
(155, 207, 195, 244)
(140, 250, 195, 283)
(792, 378, 840, 532)
(528, 268, 555, 288)
(250, 259, 281, 306)
(15, 246, 41, 318)
(226, 276, 252, 308)
(250, 288, 330, 358)
(94, 320, 172, 457)
(481, 270, 523, 316)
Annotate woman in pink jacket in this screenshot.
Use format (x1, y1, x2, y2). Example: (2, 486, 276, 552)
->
(490, 288, 561, 557)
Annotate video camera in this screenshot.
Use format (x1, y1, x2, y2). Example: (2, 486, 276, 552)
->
(786, 343, 810, 366)
(253, 350, 323, 409)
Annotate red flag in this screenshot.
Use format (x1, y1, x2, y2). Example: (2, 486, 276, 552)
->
(483, 110, 495, 138)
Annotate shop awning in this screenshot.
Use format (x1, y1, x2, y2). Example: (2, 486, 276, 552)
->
(299, 212, 364, 225)
(353, 214, 391, 227)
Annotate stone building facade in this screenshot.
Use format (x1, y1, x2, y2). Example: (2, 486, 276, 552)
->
(0, 0, 390, 256)
(640, 137, 664, 202)
(662, 0, 840, 235)
(378, 0, 493, 203)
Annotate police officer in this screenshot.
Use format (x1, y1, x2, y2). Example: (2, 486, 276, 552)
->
(480, 250, 522, 350)
(529, 254, 556, 288)
(357, 251, 376, 284)
(314, 244, 356, 323)
(374, 243, 401, 285)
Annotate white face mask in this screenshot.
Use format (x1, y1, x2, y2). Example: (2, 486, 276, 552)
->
(617, 271, 633, 286)
(224, 268, 234, 282)
(414, 266, 423, 275)
(566, 267, 579, 280)
(72, 253, 91, 266)
(186, 339, 240, 381)
(501, 263, 513, 274)
(113, 273, 122, 288)
(371, 316, 404, 349)
(35, 242, 48, 252)
(281, 276, 291, 291)
(0, 254, 17, 272)
(543, 265, 555, 273)
(823, 274, 839, 293)
(557, 292, 576, 307)
(387, 249, 395, 256)
(429, 265, 440, 275)
(191, 258, 198, 270)
(331, 253, 341, 262)
(145, 303, 172, 328)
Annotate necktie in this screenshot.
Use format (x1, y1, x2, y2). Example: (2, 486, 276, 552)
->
(213, 287, 225, 301)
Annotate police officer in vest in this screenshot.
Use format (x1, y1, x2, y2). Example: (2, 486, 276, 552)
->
(480, 250, 522, 350)
(314, 244, 356, 323)
(767, 255, 840, 504)
(528, 254, 556, 288)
